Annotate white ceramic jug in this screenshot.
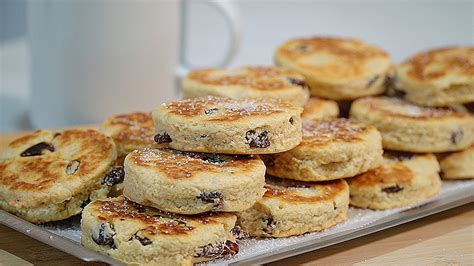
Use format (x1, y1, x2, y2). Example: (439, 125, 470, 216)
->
(28, 0, 240, 127)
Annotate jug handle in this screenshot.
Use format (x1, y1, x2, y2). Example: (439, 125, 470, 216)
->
(176, 0, 241, 82)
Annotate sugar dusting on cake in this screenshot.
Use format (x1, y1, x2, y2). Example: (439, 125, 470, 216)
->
(370, 97, 465, 118)
(163, 96, 295, 121)
(188, 66, 305, 91)
(130, 148, 257, 179)
(302, 118, 367, 144)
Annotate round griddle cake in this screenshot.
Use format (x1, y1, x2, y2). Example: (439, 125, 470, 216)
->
(0, 129, 117, 223)
(350, 96, 474, 152)
(182, 66, 310, 107)
(81, 196, 238, 265)
(395, 47, 474, 106)
(237, 178, 349, 237)
(348, 152, 441, 209)
(123, 148, 265, 214)
(437, 145, 474, 179)
(275, 36, 392, 100)
(301, 97, 339, 120)
(152, 96, 303, 154)
(101, 112, 156, 159)
(263, 118, 383, 181)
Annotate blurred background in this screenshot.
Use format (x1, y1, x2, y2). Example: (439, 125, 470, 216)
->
(1, 0, 473, 132)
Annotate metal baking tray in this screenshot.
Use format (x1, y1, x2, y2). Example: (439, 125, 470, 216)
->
(1, 180, 473, 265)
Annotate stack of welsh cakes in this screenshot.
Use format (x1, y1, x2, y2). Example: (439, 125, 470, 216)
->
(0, 37, 472, 266)
(88, 96, 306, 265)
(180, 67, 353, 238)
(271, 37, 473, 210)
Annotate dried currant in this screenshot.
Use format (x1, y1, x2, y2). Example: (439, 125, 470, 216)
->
(102, 166, 125, 186)
(231, 226, 249, 239)
(201, 155, 226, 165)
(222, 241, 239, 258)
(245, 130, 270, 148)
(196, 240, 239, 259)
(386, 151, 414, 161)
(290, 183, 311, 189)
(80, 197, 91, 209)
(20, 142, 55, 157)
(451, 129, 464, 144)
(382, 185, 403, 193)
(262, 216, 276, 234)
(92, 223, 116, 248)
(366, 75, 380, 88)
(384, 73, 396, 89)
(287, 77, 309, 90)
(197, 191, 224, 209)
(289, 117, 294, 125)
(263, 155, 276, 167)
(295, 44, 309, 53)
(204, 108, 219, 115)
(389, 88, 406, 98)
(154, 132, 172, 144)
(130, 234, 152, 246)
(176, 150, 198, 158)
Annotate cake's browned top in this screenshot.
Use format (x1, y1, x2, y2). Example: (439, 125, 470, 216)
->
(347, 152, 433, 187)
(301, 97, 339, 119)
(88, 196, 235, 236)
(398, 46, 474, 83)
(263, 177, 349, 204)
(187, 66, 308, 91)
(263, 178, 348, 204)
(160, 96, 300, 122)
(0, 129, 116, 208)
(126, 148, 263, 180)
(301, 118, 370, 146)
(349, 163, 413, 187)
(275, 36, 390, 80)
(353, 97, 471, 120)
(101, 112, 155, 153)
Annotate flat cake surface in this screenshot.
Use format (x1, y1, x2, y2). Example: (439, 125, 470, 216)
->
(301, 97, 339, 119)
(84, 196, 236, 234)
(263, 178, 348, 204)
(275, 36, 391, 81)
(81, 196, 238, 265)
(263, 118, 383, 181)
(300, 118, 372, 147)
(348, 152, 441, 209)
(394, 46, 474, 106)
(237, 178, 349, 237)
(123, 148, 266, 214)
(353, 97, 470, 120)
(350, 96, 474, 152)
(438, 145, 474, 179)
(182, 66, 310, 107)
(397, 47, 474, 87)
(0, 129, 116, 209)
(158, 96, 300, 122)
(185, 66, 307, 91)
(101, 112, 155, 156)
(125, 148, 263, 180)
(152, 96, 303, 154)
